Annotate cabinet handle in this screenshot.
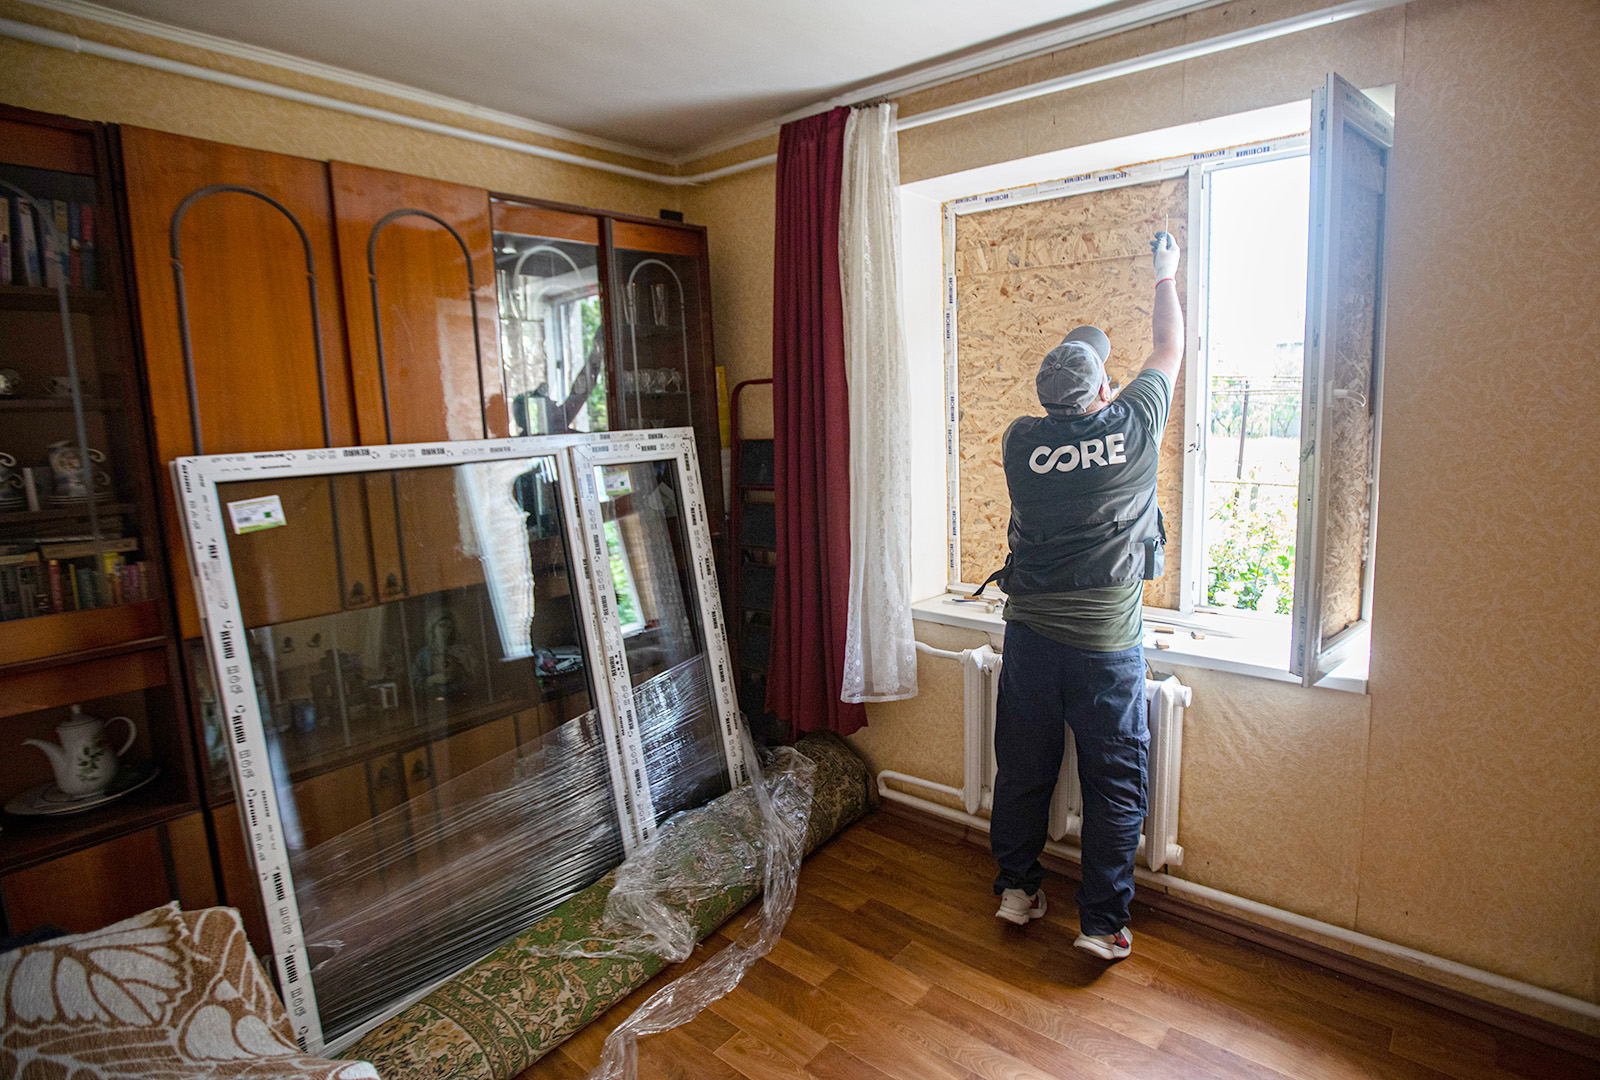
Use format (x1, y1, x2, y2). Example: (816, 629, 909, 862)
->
(375, 764, 396, 788)
(411, 759, 430, 782)
(349, 580, 367, 605)
(384, 572, 401, 597)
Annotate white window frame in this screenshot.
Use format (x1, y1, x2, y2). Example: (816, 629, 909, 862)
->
(172, 427, 744, 1053)
(570, 432, 750, 795)
(1187, 142, 1316, 620)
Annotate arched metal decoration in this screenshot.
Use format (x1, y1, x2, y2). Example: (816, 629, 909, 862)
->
(170, 184, 347, 604)
(366, 208, 490, 444)
(170, 184, 333, 455)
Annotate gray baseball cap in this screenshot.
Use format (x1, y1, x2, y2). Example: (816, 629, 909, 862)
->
(1037, 326, 1111, 413)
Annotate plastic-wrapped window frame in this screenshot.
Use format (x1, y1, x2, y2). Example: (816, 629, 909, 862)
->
(571, 433, 751, 837)
(171, 429, 747, 1054)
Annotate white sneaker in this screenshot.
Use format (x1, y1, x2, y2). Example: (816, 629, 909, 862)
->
(995, 888, 1048, 925)
(1073, 926, 1132, 959)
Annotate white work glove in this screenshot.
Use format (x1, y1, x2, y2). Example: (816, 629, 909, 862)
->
(1151, 231, 1180, 283)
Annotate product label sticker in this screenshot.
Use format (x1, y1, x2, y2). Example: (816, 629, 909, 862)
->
(228, 494, 286, 534)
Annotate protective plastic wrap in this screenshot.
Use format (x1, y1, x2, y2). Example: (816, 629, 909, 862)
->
(635, 656, 734, 821)
(525, 735, 816, 1080)
(595, 456, 738, 822)
(179, 435, 749, 1054)
(292, 710, 625, 1040)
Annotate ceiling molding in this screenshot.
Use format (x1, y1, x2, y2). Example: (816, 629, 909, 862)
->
(20, 0, 1238, 168)
(671, 0, 1230, 165)
(16, 0, 679, 164)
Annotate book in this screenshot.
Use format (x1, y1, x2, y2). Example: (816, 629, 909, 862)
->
(104, 552, 123, 606)
(67, 201, 82, 287)
(16, 200, 42, 286)
(79, 203, 96, 290)
(43, 199, 68, 288)
(18, 557, 44, 616)
(47, 558, 65, 613)
(0, 552, 37, 620)
(0, 196, 10, 286)
(40, 536, 139, 560)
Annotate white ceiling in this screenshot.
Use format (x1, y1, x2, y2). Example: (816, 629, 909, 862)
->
(70, 0, 1146, 157)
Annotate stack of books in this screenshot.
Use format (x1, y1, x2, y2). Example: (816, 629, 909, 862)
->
(0, 536, 150, 620)
(1, 196, 97, 289)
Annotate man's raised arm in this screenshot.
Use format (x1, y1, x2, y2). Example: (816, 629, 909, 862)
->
(1140, 231, 1184, 388)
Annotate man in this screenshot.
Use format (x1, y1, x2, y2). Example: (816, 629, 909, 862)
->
(986, 231, 1183, 960)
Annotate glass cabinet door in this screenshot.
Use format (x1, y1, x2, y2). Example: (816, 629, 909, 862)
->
(608, 222, 707, 435)
(491, 201, 607, 436)
(0, 153, 154, 624)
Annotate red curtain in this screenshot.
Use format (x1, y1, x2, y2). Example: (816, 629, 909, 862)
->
(765, 107, 867, 738)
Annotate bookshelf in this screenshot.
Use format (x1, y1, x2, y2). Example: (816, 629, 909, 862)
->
(0, 106, 209, 932)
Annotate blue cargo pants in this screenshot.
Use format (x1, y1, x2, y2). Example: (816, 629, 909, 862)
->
(990, 619, 1148, 937)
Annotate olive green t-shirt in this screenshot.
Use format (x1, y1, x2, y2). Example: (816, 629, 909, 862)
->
(1001, 369, 1172, 653)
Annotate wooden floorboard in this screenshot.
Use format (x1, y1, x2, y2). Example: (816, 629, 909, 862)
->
(515, 813, 1598, 1080)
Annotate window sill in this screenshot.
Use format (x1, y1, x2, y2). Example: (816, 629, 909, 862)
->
(911, 594, 1368, 694)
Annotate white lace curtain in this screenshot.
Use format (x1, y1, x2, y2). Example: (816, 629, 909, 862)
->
(838, 103, 917, 704)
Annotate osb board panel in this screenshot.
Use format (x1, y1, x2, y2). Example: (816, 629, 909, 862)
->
(954, 177, 1188, 607)
(1319, 130, 1382, 639)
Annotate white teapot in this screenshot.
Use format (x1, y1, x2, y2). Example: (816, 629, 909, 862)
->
(24, 705, 137, 798)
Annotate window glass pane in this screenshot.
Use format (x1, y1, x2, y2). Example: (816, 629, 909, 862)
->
(1202, 156, 1310, 615)
(593, 459, 731, 820)
(217, 458, 619, 1042)
(496, 234, 606, 434)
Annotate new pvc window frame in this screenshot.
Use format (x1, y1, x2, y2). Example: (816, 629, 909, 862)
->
(172, 428, 745, 1053)
(570, 431, 751, 827)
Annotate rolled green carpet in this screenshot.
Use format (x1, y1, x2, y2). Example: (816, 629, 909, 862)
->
(348, 733, 872, 1080)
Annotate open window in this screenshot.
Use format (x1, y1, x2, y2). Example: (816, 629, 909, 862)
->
(935, 74, 1392, 686)
(1291, 74, 1392, 686)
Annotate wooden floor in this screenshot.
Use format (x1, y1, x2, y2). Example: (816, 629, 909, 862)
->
(517, 812, 1596, 1080)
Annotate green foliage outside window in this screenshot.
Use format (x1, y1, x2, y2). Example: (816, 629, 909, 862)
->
(581, 298, 608, 429)
(604, 521, 641, 627)
(1205, 483, 1296, 614)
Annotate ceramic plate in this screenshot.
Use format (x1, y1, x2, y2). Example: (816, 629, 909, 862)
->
(5, 760, 159, 817)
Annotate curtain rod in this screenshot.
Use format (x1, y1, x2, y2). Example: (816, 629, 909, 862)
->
(1, 0, 1405, 187)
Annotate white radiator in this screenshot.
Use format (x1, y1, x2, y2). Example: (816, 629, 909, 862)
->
(959, 645, 1189, 872)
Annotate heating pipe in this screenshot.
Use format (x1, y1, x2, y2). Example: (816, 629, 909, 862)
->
(1, 0, 1408, 186)
(898, 642, 1600, 1023)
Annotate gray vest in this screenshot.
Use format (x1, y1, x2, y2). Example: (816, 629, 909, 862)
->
(991, 401, 1165, 595)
